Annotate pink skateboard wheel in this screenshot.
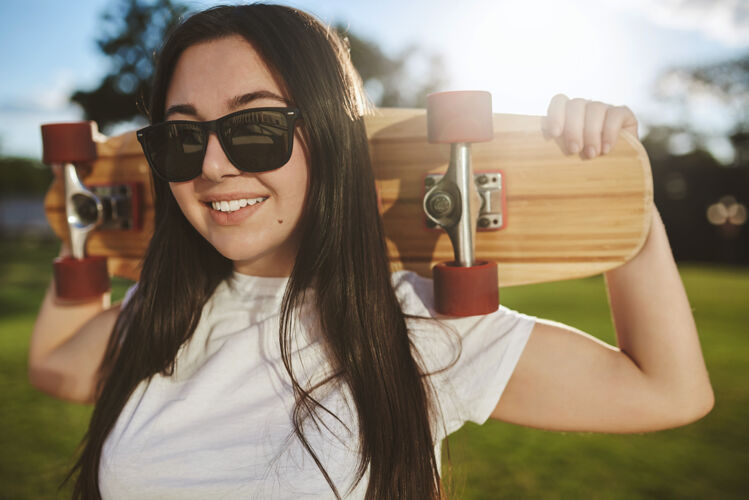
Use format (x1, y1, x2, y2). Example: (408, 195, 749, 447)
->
(427, 91, 493, 144)
(41, 122, 97, 164)
(433, 260, 499, 316)
(53, 256, 110, 301)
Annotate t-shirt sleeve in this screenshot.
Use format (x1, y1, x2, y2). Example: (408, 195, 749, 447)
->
(392, 270, 535, 439)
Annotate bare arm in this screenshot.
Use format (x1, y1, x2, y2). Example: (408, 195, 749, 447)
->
(28, 250, 121, 404)
(491, 96, 713, 432)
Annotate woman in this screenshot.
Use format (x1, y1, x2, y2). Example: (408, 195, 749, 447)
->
(28, 4, 714, 499)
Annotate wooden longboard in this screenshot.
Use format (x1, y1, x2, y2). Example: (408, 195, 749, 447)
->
(44, 108, 653, 286)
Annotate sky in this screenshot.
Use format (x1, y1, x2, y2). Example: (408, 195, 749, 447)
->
(0, 0, 747, 160)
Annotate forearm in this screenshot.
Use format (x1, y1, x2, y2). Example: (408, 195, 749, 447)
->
(29, 280, 111, 365)
(28, 277, 124, 403)
(604, 206, 713, 413)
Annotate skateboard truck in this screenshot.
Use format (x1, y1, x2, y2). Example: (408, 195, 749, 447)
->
(41, 122, 110, 301)
(424, 172, 504, 230)
(424, 91, 499, 316)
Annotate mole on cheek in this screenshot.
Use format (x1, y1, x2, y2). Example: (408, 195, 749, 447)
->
(277, 219, 283, 224)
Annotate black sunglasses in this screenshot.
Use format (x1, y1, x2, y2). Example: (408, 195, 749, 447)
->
(136, 107, 302, 182)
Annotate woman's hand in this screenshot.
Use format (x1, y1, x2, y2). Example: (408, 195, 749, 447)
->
(543, 94, 639, 159)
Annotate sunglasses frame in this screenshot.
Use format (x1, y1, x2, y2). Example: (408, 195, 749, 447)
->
(136, 107, 302, 182)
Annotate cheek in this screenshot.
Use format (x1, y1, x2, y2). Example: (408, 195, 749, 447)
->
(290, 165, 310, 217)
(169, 184, 185, 209)
(168, 183, 198, 219)
(290, 132, 311, 204)
(270, 146, 310, 212)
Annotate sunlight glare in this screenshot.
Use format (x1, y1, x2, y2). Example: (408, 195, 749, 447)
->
(444, 0, 631, 114)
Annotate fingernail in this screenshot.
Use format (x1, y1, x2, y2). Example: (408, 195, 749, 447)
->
(551, 124, 562, 137)
(602, 142, 611, 155)
(568, 142, 580, 154)
(585, 146, 597, 158)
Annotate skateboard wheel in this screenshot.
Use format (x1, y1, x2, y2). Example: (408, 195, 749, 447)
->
(41, 122, 97, 164)
(433, 261, 499, 316)
(427, 91, 493, 144)
(53, 256, 110, 301)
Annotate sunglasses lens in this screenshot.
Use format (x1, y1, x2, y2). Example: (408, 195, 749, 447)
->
(143, 122, 205, 182)
(222, 110, 291, 172)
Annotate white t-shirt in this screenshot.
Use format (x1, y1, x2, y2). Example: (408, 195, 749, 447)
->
(99, 270, 535, 499)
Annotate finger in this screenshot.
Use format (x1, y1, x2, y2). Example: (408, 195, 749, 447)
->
(602, 105, 639, 153)
(619, 105, 639, 137)
(544, 93, 568, 137)
(563, 98, 588, 154)
(582, 101, 609, 158)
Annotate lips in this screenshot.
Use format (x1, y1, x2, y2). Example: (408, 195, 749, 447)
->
(201, 193, 270, 225)
(210, 196, 268, 213)
(201, 192, 269, 208)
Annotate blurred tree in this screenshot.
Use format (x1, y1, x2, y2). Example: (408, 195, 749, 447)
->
(654, 53, 749, 165)
(336, 25, 447, 108)
(643, 126, 749, 264)
(657, 54, 748, 125)
(71, 0, 189, 132)
(71, 1, 446, 131)
(676, 54, 747, 119)
(643, 54, 749, 265)
(0, 157, 52, 195)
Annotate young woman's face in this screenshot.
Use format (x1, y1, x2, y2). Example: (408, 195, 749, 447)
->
(165, 35, 309, 277)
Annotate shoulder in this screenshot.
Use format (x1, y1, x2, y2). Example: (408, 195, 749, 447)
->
(391, 269, 536, 328)
(390, 270, 437, 316)
(392, 270, 536, 378)
(391, 271, 537, 436)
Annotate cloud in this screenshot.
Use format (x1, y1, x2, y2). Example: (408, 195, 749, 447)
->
(613, 0, 749, 47)
(0, 69, 79, 114)
(0, 69, 83, 157)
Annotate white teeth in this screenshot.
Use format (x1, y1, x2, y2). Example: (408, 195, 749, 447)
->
(210, 197, 267, 213)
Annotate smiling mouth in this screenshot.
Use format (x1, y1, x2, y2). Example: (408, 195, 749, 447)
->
(207, 196, 269, 213)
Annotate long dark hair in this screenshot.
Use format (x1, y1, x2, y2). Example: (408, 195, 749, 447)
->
(64, 4, 452, 498)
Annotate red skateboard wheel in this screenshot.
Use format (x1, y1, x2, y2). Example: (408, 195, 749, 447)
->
(41, 122, 97, 164)
(433, 261, 499, 316)
(427, 91, 493, 144)
(53, 256, 110, 301)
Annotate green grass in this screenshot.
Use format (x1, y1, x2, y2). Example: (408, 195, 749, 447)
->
(443, 265, 749, 499)
(0, 238, 132, 499)
(1, 238, 747, 498)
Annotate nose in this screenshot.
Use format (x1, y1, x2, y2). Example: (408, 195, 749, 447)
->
(200, 132, 242, 182)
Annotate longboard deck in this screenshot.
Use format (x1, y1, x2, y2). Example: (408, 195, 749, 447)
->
(44, 108, 653, 285)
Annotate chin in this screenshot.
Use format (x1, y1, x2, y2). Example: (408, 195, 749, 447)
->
(212, 242, 257, 263)
(199, 228, 298, 275)
(212, 240, 278, 270)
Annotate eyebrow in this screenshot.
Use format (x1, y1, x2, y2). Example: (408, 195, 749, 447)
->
(164, 90, 290, 119)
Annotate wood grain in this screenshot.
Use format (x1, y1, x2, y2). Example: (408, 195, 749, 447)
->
(44, 108, 652, 285)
